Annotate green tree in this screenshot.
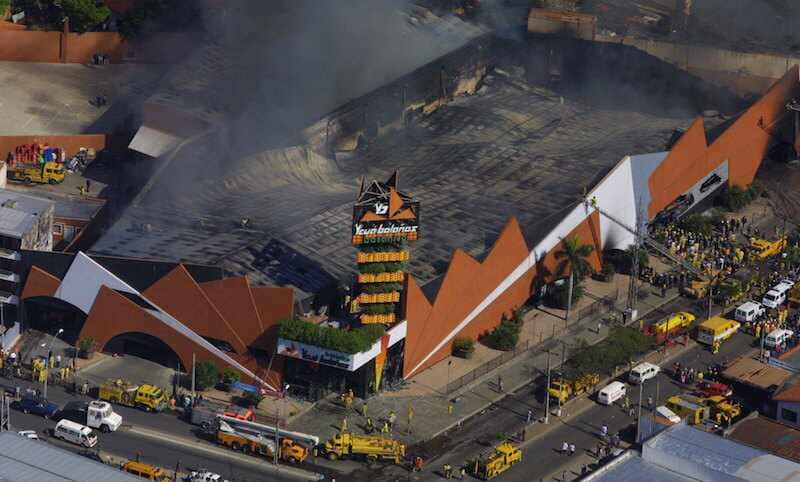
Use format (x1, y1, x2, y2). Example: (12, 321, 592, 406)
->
(117, 0, 169, 38)
(61, 0, 111, 33)
(222, 367, 241, 385)
(194, 360, 219, 391)
(555, 236, 595, 281)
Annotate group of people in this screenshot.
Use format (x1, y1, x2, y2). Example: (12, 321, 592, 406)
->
(650, 216, 751, 279)
(672, 362, 704, 384)
(7, 144, 64, 166)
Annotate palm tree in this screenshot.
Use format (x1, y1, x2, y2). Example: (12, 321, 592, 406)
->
(555, 236, 595, 320)
(556, 236, 595, 280)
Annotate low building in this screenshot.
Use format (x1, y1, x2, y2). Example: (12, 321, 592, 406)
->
(0, 189, 54, 348)
(0, 430, 144, 481)
(19, 251, 294, 392)
(728, 415, 800, 463)
(721, 356, 793, 415)
(586, 422, 800, 481)
(52, 196, 106, 252)
(772, 379, 800, 428)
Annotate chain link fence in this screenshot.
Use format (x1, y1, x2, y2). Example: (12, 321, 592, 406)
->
(444, 288, 622, 395)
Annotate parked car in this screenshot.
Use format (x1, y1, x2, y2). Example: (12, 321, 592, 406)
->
(186, 470, 227, 482)
(17, 430, 38, 440)
(11, 397, 59, 418)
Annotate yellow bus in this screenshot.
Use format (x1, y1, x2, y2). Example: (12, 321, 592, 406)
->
(696, 316, 740, 346)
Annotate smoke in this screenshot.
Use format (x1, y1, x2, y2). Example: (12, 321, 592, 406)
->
(687, 0, 800, 52)
(96, 0, 488, 255)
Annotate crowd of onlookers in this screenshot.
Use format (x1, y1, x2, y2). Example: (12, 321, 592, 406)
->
(648, 212, 800, 356)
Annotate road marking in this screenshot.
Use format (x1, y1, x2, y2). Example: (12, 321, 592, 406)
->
(125, 425, 320, 481)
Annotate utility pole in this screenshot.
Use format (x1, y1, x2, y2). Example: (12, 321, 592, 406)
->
(628, 218, 644, 320)
(565, 271, 574, 323)
(707, 285, 713, 320)
(191, 353, 196, 400)
(42, 328, 63, 400)
(544, 350, 552, 424)
(636, 380, 644, 443)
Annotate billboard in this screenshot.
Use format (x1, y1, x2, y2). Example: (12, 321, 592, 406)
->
(659, 160, 729, 221)
(277, 321, 406, 372)
(352, 172, 420, 245)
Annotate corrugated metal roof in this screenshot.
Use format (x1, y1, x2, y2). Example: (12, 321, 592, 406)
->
(589, 423, 800, 482)
(128, 126, 184, 158)
(0, 431, 143, 481)
(586, 451, 693, 482)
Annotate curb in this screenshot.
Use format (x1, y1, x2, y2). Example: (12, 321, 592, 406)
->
(516, 338, 698, 453)
(424, 294, 682, 443)
(126, 426, 322, 481)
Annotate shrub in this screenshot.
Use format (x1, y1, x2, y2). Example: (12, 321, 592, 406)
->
(567, 327, 654, 376)
(546, 282, 584, 309)
(278, 319, 386, 354)
(486, 317, 522, 351)
(593, 262, 616, 282)
(363, 303, 395, 315)
(453, 337, 475, 358)
(78, 336, 95, 354)
(222, 368, 241, 385)
(242, 390, 264, 408)
(195, 361, 219, 391)
(358, 262, 404, 273)
(361, 283, 403, 294)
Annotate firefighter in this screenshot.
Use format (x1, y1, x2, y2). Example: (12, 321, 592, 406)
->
(443, 463, 453, 478)
(365, 417, 374, 434)
(712, 340, 721, 354)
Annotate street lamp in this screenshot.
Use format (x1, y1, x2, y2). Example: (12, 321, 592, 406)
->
(41, 328, 64, 400)
(446, 360, 453, 394)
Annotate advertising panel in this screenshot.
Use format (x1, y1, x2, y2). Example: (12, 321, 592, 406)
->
(659, 160, 729, 221)
(277, 321, 407, 372)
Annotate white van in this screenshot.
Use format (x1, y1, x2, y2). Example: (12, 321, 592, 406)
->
(597, 381, 627, 406)
(629, 362, 660, 384)
(763, 284, 792, 309)
(655, 405, 681, 424)
(735, 301, 765, 323)
(53, 419, 97, 448)
(765, 329, 794, 349)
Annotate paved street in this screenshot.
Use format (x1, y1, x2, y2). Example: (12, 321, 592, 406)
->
(0, 375, 321, 481)
(357, 295, 757, 481)
(5, 405, 316, 482)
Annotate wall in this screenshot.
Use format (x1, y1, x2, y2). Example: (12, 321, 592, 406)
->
(777, 401, 800, 428)
(595, 34, 800, 96)
(0, 135, 107, 160)
(0, 29, 126, 64)
(527, 8, 596, 41)
(302, 35, 493, 155)
(648, 65, 800, 217)
(404, 211, 604, 378)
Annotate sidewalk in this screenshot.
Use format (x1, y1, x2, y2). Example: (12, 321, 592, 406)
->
(287, 284, 680, 447)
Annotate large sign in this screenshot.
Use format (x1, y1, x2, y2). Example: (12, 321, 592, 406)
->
(352, 173, 420, 245)
(660, 160, 729, 220)
(277, 321, 407, 372)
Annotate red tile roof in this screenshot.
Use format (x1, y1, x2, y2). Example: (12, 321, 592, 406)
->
(729, 416, 800, 463)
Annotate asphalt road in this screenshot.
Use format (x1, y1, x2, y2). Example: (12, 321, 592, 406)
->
(0, 376, 319, 482)
(365, 296, 757, 481)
